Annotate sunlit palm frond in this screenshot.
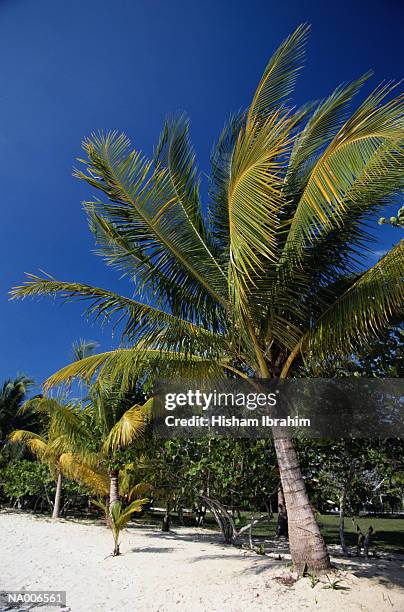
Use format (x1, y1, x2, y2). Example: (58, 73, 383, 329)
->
(59, 452, 109, 496)
(302, 241, 404, 362)
(47, 407, 93, 456)
(44, 348, 225, 390)
(227, 111, 292, 311)
(74, 131, 227, 311)
(112, 498, 148, 530)
(268, 144, 404, 342)
(282, 83, 404, 262)
(286, 72, 371, 195)
(9, 429, 48, 458)
(247, 24, 309, 125)
(10, 274, 227, 354)
(102, 404, 145, 454)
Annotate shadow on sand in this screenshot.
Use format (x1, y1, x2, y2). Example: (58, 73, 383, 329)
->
(127, 525, 404, 589)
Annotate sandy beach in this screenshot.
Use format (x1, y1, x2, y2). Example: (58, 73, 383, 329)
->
(0, 511, 403, 611)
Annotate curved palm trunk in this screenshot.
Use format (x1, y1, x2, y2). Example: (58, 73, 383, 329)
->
(52, 471, 62, 520)
(274, 436, 331, 572)
(109, 469, 119, 512)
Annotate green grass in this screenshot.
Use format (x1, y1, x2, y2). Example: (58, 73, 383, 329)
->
(138, 510, 404, 554)
(317, 514, 404, 554)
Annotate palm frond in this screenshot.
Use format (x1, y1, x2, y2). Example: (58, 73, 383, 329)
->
(247, 24, 309, 125)
(227, 111, 292, 311)
(85, 206, 227, 328)
(302, 241, 404, 362)
(59, 453, 109, 496)
(74, 131, 227, 311)
(102, 404, 145, 454)
(10, 274, 227, 354)
(72, 338, 99, 361)
(208, 111, 246, 256)
(282, 82, 404, 262)
(9, 430, 47, 459)
(111, 499, 148, 531)
(44, 348, 224, 390)
(127, 482, 153, 502)
(286, 72, 372, 194)
(154, 114, 206, 236)
(268, 145, 404, 344)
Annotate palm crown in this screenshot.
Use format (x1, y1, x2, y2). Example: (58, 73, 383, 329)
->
(12, 24, 403, 386)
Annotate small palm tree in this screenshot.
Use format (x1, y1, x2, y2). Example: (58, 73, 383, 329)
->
(11, 25, 404, 570)
(92, 498, 148, 556)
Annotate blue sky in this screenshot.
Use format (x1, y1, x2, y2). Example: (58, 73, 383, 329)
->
(1, 0, 403, 386)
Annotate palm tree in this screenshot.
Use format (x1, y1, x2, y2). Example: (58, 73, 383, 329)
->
(11, 25, 404, 570)
(92, 498, 148, 556)
(0, 375, 35, 447)
(64, 381, 148, 511)
(8, 396, 107, 518)
(71, 338, 99, 362)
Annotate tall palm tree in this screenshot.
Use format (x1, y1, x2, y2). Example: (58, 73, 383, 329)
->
(11, 25, 404, 570)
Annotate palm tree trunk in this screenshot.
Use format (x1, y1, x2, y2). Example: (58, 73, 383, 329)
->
(274, 436, 331, 572)
(52, 471, 62, 520)
(109, 469, 119, 512)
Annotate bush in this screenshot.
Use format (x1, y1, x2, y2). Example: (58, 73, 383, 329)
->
(0, 459, 93, 514)
(0, 460, 54, 510)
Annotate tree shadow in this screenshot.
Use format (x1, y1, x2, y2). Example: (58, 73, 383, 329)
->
(133, 527, 404, 590)
(128, 546, 175, 554)
(332, 550, 404, 590)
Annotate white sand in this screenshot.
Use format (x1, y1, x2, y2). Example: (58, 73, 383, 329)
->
(1, 511, 403, 612)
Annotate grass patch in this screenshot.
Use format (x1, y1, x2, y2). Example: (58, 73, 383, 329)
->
(317, 514, 404, 554)
(136, 510, 404, 554)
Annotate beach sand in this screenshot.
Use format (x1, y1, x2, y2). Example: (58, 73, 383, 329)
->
(1, 511, 403, 611)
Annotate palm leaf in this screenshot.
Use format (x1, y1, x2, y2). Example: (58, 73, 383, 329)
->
(282, 83, 404, 262)
(153, 114, 206, 236)
(59, 453, 109, 496)
(247, 24, 309, 125)
(112, 498, 148, 530)
(74, 131, 227, 309)
(11, 274, 227, 355)
(303, 241, 404, 362)
(208, 111, 246, 256)
(44, 348, 225, 390)
(286, 72, 372, 195)
(227, 111, 292, 313)
(102, 404, 145, 454)
(9, 430, 47, 459)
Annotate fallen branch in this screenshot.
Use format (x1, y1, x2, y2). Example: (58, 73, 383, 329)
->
(200, 495, 267, 545)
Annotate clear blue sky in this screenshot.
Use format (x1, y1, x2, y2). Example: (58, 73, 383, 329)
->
(1, 0, 402, 386)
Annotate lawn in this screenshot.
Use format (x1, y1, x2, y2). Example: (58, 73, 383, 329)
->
(317, 514, 404, 554)
(137, 510, 404, 554)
